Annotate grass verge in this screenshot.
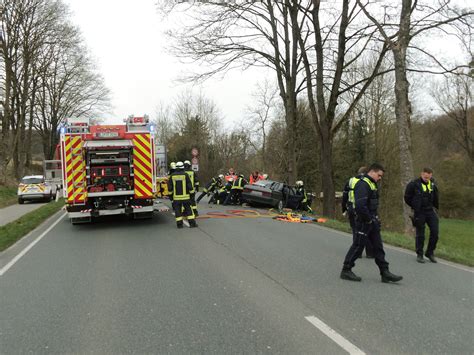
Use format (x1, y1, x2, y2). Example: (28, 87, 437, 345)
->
(322, 218, 473, 267)
(0, 199, 64, 252)
(0, 186, 18, 208)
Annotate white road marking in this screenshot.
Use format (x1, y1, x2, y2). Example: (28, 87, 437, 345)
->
(0, 212, 66, 276)
(305, 315, 366, 355)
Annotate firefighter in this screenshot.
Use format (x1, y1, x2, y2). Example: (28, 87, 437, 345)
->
(168, 162, 176, 176)
(340, 163, 403, 283)
(224, 174, 247, 205)
(184, 160, 200, 216)
(341, 167, 374, 258)
(168, 161, 197, 228)
(404, 167, 440, 263)
(295, 181, 313, 213)
(197, 174, 224, 203)
(214, 179, 232, 204)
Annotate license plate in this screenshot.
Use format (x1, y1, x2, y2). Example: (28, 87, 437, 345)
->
(252, 191, 263, 196)
(96, 132, 119, 138)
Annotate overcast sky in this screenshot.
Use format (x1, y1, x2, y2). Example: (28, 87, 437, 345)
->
(63, 0, 270, 126)
(63, 0, 470, 125)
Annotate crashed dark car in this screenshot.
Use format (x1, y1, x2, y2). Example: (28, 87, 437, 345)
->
(242, 179, 307, 210)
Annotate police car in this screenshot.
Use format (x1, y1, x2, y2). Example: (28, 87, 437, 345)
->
(17, 175, 58, 204)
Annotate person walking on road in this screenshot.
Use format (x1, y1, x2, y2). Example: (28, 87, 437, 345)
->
(168, 161, 197, 229)
(404, 167, 440, 263)
(340, 163, 403, 283)
(342, 166, 374, 258)
(184, 160, 199, 217)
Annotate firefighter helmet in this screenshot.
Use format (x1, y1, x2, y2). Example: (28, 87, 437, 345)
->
(176, 161, 184, 169)
(184, 160, 191, 167)
(170, 162, 176, 169)
(296, 180, 304, 186)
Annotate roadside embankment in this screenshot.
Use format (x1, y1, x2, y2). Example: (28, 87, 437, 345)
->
(323, 218, 474, 267)
(0, 186, 18, 208)
(0, 200, 64, 252)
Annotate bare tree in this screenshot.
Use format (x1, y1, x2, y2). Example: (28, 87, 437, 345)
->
(432, 73, 473, 163)
(356, 0, 473, 232)
(153, 102, 175, 146)
(244, 79, 278, 171)
(34, 19, 110, 159)
(160, 0, 306, 184)
(296, 0, 390, 217)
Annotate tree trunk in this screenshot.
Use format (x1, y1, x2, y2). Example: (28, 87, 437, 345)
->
(286, 100, 298, 185)
(319, 125, 335, 217)
(393, 47, 414, 234)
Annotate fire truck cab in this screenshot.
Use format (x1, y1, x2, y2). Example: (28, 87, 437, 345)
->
(60, 116, 157, 224)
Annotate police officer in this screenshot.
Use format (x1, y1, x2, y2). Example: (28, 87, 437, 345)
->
(341, 167, 374, 258)
(184, 160, 199, 217)
(196, 174, 224, 203)
(295, 181, 313, 213)
(404, 167, 440, 263)
(168, 161, 197, 228)
(340, 163, 403, 283)
(224, 174, 247, 205)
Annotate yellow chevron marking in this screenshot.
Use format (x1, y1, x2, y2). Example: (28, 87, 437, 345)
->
(134, 169, 152, 188)
(135, 178, 152, 195)
(136, 134, 151, 148)
(134, 160, 152, 180)
(134, 150, 152, 170)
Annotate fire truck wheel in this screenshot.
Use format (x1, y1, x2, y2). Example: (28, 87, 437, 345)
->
(18, 197, 24, 204)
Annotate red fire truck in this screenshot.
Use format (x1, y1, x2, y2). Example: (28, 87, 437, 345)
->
(60, 116, 157, 224)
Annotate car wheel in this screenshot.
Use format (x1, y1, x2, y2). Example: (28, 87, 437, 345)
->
(18, 197, 24, 204)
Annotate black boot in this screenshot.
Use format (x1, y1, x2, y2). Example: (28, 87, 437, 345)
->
(425, 254, 437, 263)
(417, 255, 425, 263)
(381, 270, 403, 283)
(189, 220, 198, 228)
(177, 222, 184, 229)
(340, 269, 362, 282)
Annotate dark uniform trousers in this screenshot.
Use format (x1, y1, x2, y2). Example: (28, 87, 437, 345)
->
(415, 209, 439, 256)
(343, 219, 389, 272)
(174, 199, 194, 226)
(348, 210, 374, 257)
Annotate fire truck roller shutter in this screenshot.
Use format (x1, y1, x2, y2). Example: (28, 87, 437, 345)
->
(132, 133, 154, 198)
(64, 135, 87, 204)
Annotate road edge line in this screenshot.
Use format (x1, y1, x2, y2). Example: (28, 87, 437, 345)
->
(305, 315, 366, 355)
(0, 212, 66, 276)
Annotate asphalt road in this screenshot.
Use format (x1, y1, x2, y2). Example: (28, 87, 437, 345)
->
(0, 201, 48, 226)
(1, 199, 473, 354)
